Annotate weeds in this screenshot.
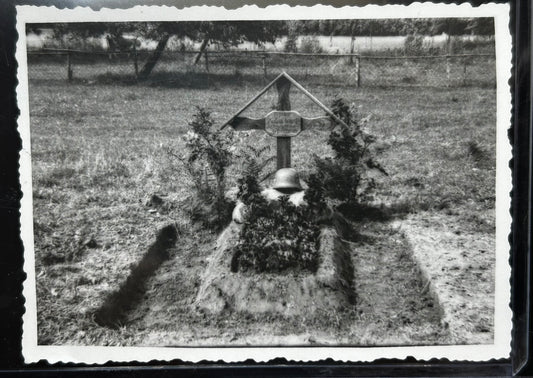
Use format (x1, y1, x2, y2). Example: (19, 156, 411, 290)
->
(467, 140, 486, 162)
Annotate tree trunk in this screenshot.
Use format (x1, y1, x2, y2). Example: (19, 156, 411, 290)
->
(349, 35, 355, 64)
(349, 22, 356, 64)
(138, 34, 170, 80)
(193, 38, 209, 65)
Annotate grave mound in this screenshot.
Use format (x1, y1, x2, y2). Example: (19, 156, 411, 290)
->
(194, 222, 355, 316)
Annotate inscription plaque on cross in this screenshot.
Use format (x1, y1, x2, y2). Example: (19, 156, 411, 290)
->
(221, 72, 349, 169)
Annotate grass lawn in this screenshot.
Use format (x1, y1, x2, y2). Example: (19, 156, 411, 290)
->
(28, 68, 496, 346)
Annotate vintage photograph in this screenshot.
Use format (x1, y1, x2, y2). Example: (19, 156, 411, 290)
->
(18, 3, 511, 363)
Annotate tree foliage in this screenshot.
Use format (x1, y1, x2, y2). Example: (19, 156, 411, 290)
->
(31, 18, 493, 75)
(35, 21, 284, 78)
(288, 18, 494, 36)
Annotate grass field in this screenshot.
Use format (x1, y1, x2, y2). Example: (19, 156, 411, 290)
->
(28, 63, 496, 346)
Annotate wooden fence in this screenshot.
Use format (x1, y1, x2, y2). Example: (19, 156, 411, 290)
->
(26, 48, 496, 88)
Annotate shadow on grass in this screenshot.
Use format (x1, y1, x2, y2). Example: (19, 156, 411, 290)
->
(337, 202, 418, 223)
(94, 224, 178, 328)
(322, 210, 375, 245)
(94, 71, 264, 89)
(92, 71, 353, 89)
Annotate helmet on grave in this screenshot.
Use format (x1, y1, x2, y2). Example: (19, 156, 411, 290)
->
(272, 168, 302, 191)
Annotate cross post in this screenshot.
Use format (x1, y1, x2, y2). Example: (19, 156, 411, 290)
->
(275, 76, 292, 169)
(220, 72, 350, 171)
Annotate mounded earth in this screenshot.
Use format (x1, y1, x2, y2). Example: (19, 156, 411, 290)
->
(195, 222, 356, 316)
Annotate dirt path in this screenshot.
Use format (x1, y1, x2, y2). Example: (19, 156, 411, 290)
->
(125, 220, 449, 347)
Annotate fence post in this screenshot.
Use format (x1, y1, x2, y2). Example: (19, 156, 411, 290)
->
(463, 58, 467, 86)
(262, 54, 267, 82)
(354, 55, 360, 88)
(133, 44, 138, 78)
(204, 50, 209, 72)
(349, 35, 355, 64)
(66, 51, 73, 81)
(446, 55, 451, 85)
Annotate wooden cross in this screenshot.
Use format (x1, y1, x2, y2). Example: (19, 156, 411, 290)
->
(221, 72, 349, 169)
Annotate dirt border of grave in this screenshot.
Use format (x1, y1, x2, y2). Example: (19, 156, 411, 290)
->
(392, 213, 495, 344)
(194, 221, 356, 316)
(94, 224, 178, 328)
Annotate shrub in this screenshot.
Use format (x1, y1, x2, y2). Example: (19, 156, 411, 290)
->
(300, 36, 323, 54)
(303, 173, 327, 213)
(235, 145, 276, 185)
(283, 21, 298, 53)
(230, 172, 321, 274)
(312, 97, 386, 207)
(174, 107, 235, 231)
(404, 33, 425, 55)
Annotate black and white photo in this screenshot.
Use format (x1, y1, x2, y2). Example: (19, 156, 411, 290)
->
(17, 3, 512, 363)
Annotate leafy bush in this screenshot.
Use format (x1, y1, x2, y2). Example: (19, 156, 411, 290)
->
(231, 172, 322, 274)
(303, 173, 327, 213)
(174, 107, 235, 231)
(235, 145, 275, 184)
(312, 97, 386, 207)
(300, 36, 323, 54)
(283, 21, 298, 52)
(404, 33, 425, 55)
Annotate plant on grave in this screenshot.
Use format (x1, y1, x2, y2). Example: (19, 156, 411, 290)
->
(230, 171, 322, 274)
(312, 97, 387, 208)
(175, 106, 235, 231)
(303, 172, 328, 216)
(235, 144, 276, 185)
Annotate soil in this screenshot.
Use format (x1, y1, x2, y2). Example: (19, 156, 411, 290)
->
(94, 225, 178, 328)
(392, 211, 495, 344)
(35, 205, 493, 347)
(119, 217, 449, 347)
(194, 224, 355, 316)
(29, 78, 497, 347)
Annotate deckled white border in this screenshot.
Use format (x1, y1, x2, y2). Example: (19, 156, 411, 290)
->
(17, 2, 512, 364)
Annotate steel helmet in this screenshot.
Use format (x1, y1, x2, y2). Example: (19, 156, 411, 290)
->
(272, 168, 302, 191)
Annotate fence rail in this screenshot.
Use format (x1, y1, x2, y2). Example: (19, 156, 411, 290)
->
(27, 48, 496, 89)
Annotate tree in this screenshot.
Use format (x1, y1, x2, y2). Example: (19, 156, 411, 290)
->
(36, 21, 283, 80)
(464, 18, 494, 36)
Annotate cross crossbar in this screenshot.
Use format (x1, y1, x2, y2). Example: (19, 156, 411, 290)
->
(220, 72, 350, 169)
(220, 72, 287, 130)
(229, 113, 334, 134)
(220, 72, 349, 130)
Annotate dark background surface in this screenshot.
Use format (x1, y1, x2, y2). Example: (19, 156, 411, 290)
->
(0, 0, 530, 376)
